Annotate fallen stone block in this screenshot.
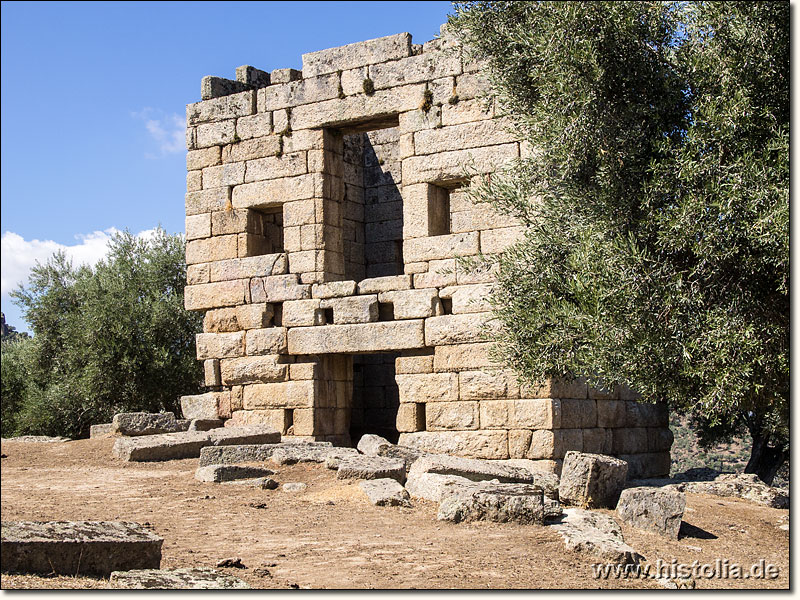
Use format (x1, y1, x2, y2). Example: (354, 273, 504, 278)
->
(683, 473, 789, 509)
(404, 472, 477, 502)
(111, 567, 250, 589)
(375, 444, 428, 472)
(90, 423, 114, 438)
(195, 464, 275, 483)
(359, 479, 412, 507)
(559, 451, 628, 509)
(1, 521, 163, 576)
(198, 441, 332, 466)
(549, 508, 643, 565)
(437, 483, 545, 525)
(112, 427, 280, 462)
(282, 482, 307, 492)
(111, 412, 181, 436)
(337, 456, 406, 484)
(616, 487, 685, 539)
(357, 434, 393, 456)
(271, 445, 359, 465)
(410, 454, 554, 493)
(189, 419, 224, 432)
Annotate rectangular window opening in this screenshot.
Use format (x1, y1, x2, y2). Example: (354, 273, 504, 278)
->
(322, 307, 334, 325)
(378, 302, 395, 322)
(242, 206, 284, 256)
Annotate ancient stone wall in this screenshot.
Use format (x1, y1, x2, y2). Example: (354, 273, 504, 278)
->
(180, 26, 672, 477)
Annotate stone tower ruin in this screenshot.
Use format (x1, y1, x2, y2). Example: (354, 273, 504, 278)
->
(180, 27, 672, 477)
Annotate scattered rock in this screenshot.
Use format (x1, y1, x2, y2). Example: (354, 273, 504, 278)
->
(216, 557, 245, 569)
(357, 434, 393, 456)
(282, 483, 307, 493)
(404, 472, 477, 503)
(549, 508, 643, 565)
(336, 456, 406, 484)
(111, 567, 249, 589)
(1, 521, 163, 576)
(437, 483, 544, 525)
(225, 477, 278, 490)
(359, 478, 412, 507)
(112, 427, 281, 462)
(90, 423, 114, 438)
(616, 487, 685, 539)
(111, 412, 182, 437)
(194, 464, 275, 483)
(253, 567, 272, 577)
(559, 451, 628, 509)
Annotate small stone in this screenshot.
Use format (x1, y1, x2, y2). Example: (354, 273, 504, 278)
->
(216, 557, 245, 569)
(282, 483, 307, 492)
(359, 479, 412, 507)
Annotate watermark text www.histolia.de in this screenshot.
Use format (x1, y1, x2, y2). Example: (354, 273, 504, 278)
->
(592, 559, 780, 581)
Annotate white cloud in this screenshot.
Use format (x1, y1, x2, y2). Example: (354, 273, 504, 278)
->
(132, 108, 185, 157)
(1, 228, 157, 297)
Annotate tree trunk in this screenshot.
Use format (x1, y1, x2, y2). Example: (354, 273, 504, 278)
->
(744, 430, 788, 486)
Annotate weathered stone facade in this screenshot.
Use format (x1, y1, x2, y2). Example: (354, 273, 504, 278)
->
(181, 27, 671, 477)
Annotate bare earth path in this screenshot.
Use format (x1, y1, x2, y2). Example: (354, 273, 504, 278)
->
(0, 438, 788, 589)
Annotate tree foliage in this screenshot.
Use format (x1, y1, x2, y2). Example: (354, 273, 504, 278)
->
(3, 229, 203, 438)
(448, 1, 788, 482)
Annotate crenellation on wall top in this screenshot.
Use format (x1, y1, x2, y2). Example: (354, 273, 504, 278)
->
(196, 28, 462, 102)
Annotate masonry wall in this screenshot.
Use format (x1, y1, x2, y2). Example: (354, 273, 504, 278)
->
(181, 27, 672, 478)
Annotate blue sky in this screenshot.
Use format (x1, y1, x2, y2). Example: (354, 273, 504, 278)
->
(0, 0, 453, 331)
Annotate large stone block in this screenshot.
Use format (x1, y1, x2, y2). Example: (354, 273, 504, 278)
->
(0, 521, 163, 576)
(194, 464, 276, 484)
(433, 342, 497, 372)
(396, 403, 426, 432)
(243, 381, 316, 409)
(439, 284, 494, 314)
(437, 484, 545, 525)
(558, 451, 629, 509)
(395, 350, 434, 375)
(231, 175, 317, 209)
(426, 401, 479, 430)
(111, 413, 180, 437)
(185, 214, 211, 240)
(402, 144, 518, 185)
(616, 487, 685, 539)
(359, 479, 412, 507)
(409, 454, 547, 486)
(560, 398, 598, 429)
(209, 254, 288, 282)
(282, 299, 324, 327)
(220, 356, 288, 385)
(369, 50, 462, 90)
(185, 235, 238, 265)
(258, 73, 340, 112)
(311, 280, 357, 299)
(196, 332, 245, 360)
(181, 391, 230, 420)
(519, 378, 589, 400)
(398, 430, 509, 460)
(527, 429, 584, 459)
(596, 400, 627, 428)
(356, 275, 412, 294)
(185, 280, 248, 311)
(287, 320, 424, 354)
(110, 567, 250, 589)
(320, 295, 379, 324)
(245, 328, 288, 355)
(244, 152, 307, 183)
(458, 370, 507, 400)
(187, 146, 222, 170)
(396, 372, 458, 403)
(187, 90, 255, 125)
(414, 118, 517, 155)
(336, 455, 407, 484)
(301, 33, 412, 77)
(480, 226, 525, 254)
(378, 288, 441, 319)
(403, 232, 479, 263)
(611, 427, 649, 455)
(424, 313, 497, 346)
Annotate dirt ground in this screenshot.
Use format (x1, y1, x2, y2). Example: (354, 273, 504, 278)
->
(0, 438, 789, 590)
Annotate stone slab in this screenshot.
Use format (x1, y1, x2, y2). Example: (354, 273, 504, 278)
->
(1, 521, 163, 576)
(112, 427, 280, 462)
(194, 464, 276, 483)
(337, 456, 406, 484)
(409, 454, 545, 486)
(359, 478, 412, 507)
(197, 442, 333, 466)
(270, 445, 359, 465)
(559, 451, 628, 509)
(111, 567, 249, 589)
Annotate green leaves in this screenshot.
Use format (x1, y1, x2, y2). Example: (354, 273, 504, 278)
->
(3, 228, 203, 438)
(449, 1, 788, 480)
